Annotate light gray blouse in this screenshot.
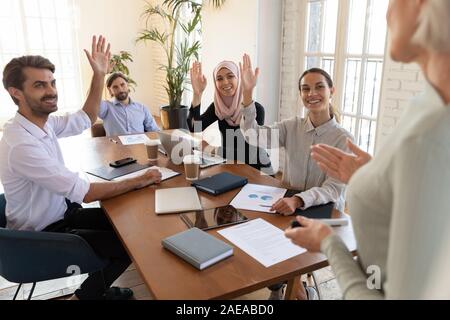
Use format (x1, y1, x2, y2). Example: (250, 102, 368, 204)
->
(321, 82, 450, 299)
(241, 103, 353, 212)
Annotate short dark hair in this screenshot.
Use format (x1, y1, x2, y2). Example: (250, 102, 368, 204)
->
(2, 55, 55, 105)
(299, 67, 333, 89)
(106, 72, 128, 88)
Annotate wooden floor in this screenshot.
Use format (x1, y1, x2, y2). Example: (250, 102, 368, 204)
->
(0, 263, 342, 300)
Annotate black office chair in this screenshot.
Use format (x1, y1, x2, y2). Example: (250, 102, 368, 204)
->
(0, 193, 108, 300)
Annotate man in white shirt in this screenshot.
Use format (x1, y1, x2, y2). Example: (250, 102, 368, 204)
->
(0, 36, 162, 300)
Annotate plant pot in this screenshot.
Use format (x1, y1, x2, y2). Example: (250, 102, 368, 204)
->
(160, 105, 189, 130)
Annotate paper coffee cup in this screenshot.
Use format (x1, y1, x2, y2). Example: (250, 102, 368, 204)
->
(183, 155, 201, 181)
(145, 140, 160, 160)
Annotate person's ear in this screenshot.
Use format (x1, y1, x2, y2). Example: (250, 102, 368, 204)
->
(330, 87, 336, 98)
(107, 87, 114, 97)
(8, 87, 22, 103)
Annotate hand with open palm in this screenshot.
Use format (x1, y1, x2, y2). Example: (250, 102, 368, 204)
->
(84, 35, 111, 76)
(310, 139, 372, 184)
(190, 61, 207, 97)
(239, 54, 260, 107)
(239, 54, 260, 95)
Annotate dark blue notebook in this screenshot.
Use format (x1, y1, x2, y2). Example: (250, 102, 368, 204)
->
(191, 172, 248, 195)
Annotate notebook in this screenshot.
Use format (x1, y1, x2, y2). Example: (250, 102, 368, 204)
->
(162, 227, 233, 270)
(191, 172, 248, 195)
(86, 162, 153, 181)
(155, 187, 202, 215)
(284, 189, 334, 219)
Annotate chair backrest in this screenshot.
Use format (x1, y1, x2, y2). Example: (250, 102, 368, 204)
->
(0, 193, 6, 228)
(0, 193, 108, 283)
(91, 121, 106, 138)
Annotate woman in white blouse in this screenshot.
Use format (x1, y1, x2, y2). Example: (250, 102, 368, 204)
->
(286, 0, 450, 299)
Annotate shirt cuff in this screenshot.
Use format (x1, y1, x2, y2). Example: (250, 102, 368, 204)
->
(67, 175, 91, 204)
(295, 191, 314, 209)
(320, 233, 346, 255)
(190, 104, 200, 111)
(241, 102, 256, 119)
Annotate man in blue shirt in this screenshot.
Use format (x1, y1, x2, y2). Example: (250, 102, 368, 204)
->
(99, 73, 160, 136)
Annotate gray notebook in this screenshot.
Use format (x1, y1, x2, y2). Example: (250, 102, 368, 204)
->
(161, 227, 233, 270)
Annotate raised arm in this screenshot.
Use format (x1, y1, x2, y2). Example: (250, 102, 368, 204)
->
(240, 54, 259, 107)
(239, 54, 286, 150)
(82, 35, 111, 124)
(190, 61, 207, 108)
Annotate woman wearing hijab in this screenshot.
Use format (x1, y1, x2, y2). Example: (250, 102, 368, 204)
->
(187, 60, 272, 173)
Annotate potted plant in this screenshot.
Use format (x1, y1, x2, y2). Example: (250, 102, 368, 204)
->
(136, 0, 226, 130)
(110, 51, 137, 90)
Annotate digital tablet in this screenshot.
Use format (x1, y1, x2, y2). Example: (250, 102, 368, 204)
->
(180, 205, 249, 231)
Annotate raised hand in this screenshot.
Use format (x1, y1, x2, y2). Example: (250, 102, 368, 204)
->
(239, 54, 260, 94)
(190, 61, 207, 97)
(84, 35, 111, 76)
(310, 139, 372, 184)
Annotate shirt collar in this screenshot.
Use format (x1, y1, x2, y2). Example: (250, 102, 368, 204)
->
(14, 112, 49, 140)
(304, 116, 338, 136)
(113, 97, 133, 106)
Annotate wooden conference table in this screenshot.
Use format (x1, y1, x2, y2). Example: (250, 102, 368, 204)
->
(72, 132, 356, 300)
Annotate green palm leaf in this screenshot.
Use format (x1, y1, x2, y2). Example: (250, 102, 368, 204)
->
(137, 0, 226, 108)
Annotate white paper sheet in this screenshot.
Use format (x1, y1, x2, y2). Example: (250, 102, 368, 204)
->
(218, 218, 306, 268)
(118, 134, 158, 146)
(230, 184, 287, 213)
(112, 166, 180, 182)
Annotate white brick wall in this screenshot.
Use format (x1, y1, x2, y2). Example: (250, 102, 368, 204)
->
(279, 0, 304, 122)
(277, 0, 306, 172)
(376, 53, 424, 151)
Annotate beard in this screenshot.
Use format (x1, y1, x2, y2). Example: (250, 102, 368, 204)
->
(116, 91, 129, 101)
(24, 93, 58, 116)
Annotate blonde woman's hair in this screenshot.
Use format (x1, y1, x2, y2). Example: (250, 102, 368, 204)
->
(299, 68, 341, 123)
(412, 0, 450, 52)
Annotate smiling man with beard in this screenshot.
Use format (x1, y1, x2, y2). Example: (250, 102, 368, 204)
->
(0, 36, 162, 300)
(98, 72, 160, 136)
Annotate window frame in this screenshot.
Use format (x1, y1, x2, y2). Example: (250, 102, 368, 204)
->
(299, 0, 388, 154)
(0, 0, 83, 126)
